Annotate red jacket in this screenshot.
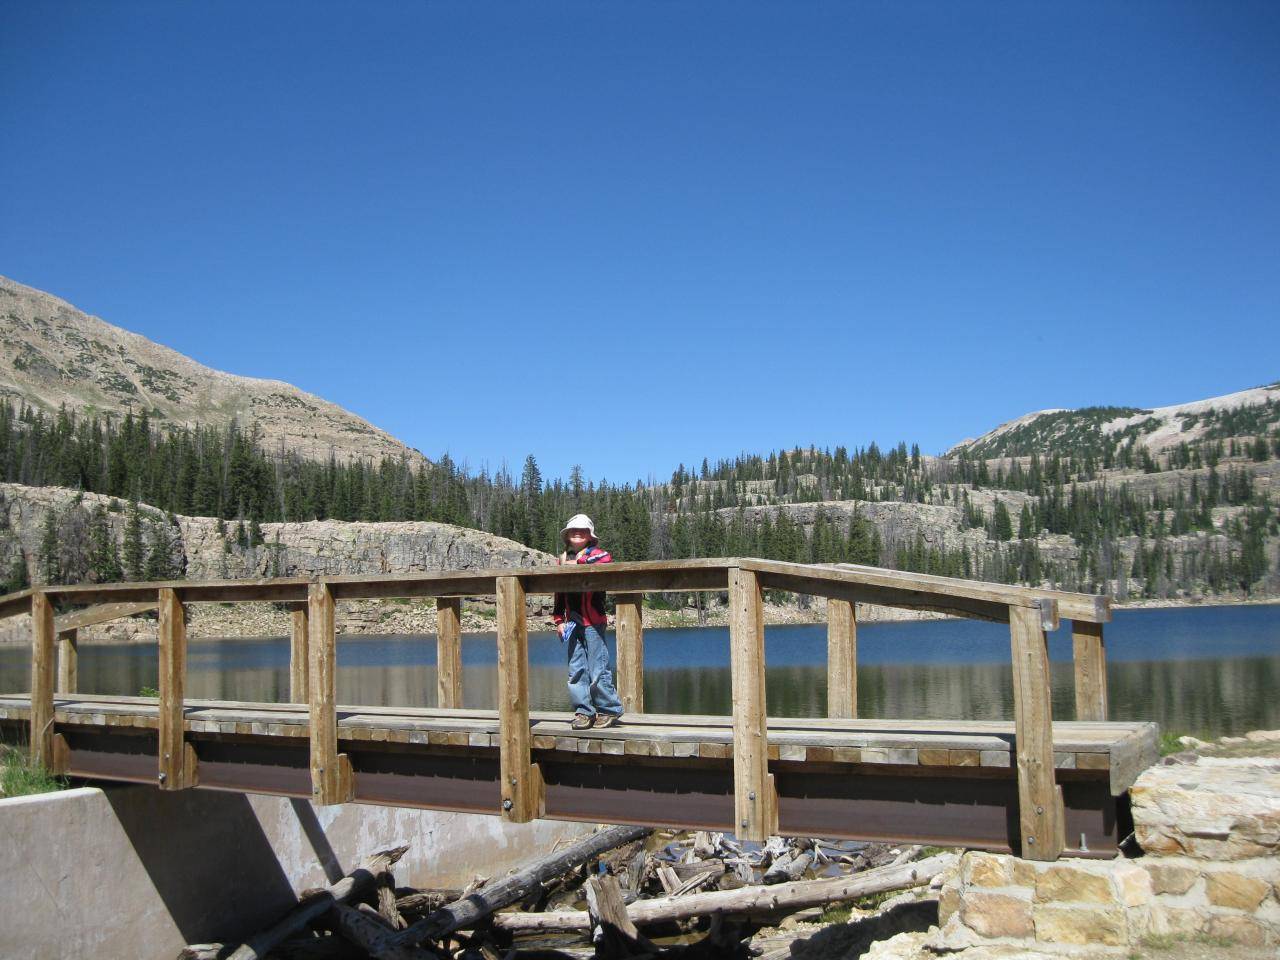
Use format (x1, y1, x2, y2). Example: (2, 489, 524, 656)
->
(552, 545, 613, 628)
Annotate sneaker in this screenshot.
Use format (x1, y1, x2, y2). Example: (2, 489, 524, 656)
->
(593, 713, 620, 729)
(571, 713, 593, 730)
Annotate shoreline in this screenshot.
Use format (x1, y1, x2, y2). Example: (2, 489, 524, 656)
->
(0, 593, 1276, 648)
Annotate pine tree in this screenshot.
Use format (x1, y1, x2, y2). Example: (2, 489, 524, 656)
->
(990, 500, 1013, 542)
(88, 504, 123, 582)
(38, 510, 61, 584)
(123, 496, 145, 580)
(5, 551, 30, 593)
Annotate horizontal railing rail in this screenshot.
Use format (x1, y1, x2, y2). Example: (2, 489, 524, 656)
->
(0, 558, 1112, 860)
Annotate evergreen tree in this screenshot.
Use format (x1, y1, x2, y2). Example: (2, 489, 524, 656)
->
(990, 500, 1013, 541)
(38, 510, 60, 584)
(123, 496, 145, 580)
(88, 504, 123, 582)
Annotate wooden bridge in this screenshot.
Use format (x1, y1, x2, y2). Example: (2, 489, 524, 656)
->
(0, 559, 1155, 862)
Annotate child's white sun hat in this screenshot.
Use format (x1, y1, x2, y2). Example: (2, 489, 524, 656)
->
(560, 513, 597, 542)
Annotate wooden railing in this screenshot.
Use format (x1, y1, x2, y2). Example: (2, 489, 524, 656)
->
(0, 558, 1111, 860)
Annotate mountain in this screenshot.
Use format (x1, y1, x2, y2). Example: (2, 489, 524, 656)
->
(948, 384, 1280, 461)
(0, 275, 424, 464)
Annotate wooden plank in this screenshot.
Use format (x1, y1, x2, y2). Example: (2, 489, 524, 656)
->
(0, 587, 35, 621)
(32, 577, 311, 606)
(57, 628, 78, 694)
(497, 575, 543, 822)
(309, 581, 353, 804)
(289, 607, 309, 704)
(750, 565, 1021, 625)
(830, 563, 1110, 623)
(157, 587, 196, 789)
(1009, 605, 1065, 860)
(436, 597, 463, 709)
(1106, 723, 1160, 795)
(743, 558, 1046, 611)
(826, 598, 856, 719)
(29, 592, 56, 767)
(54, 601, 158, 633)
(1071, 621, 1108, 722)
(615, 593, 644, 713)
(325, 559, 732, 600)
(728, 565, 776, 841)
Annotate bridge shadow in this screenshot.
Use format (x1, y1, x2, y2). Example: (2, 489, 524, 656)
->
(105, 784, 299, 945)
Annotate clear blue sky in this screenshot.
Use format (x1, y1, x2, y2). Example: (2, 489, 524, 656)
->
(2, 2, 1277, 483)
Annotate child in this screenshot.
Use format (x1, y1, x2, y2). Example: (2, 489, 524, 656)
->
(552, 513, 624, 730)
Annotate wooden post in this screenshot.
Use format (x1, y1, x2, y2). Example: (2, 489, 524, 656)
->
(826, 598, 857, 719)
(728, 566, 776, 842)
(436, 597, 463, 709)
(57, 628, 78, 694)
(309, 581, 353, 804)
(157, 587, 197, 789)
(496, 575, 543, 822)
(614, 593, 644, 714)
(29, 591, 55, 769)
(289, 606, 309, 703)
(1072, 621, 1108, 722)
(1009, 603, 1065, 860)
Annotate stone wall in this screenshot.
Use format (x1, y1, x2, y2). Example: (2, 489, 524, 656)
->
(868, 731, 1280, 957)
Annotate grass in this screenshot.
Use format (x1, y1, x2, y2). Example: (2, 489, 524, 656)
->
(0, 743, 67, 798)
(139, 685, 160, 697)
(817, 903, 854, 924)
(1158, 730, 1196, 755)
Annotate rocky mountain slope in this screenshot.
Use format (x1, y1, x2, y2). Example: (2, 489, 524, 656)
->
(949, 383, 1280, 459)
(0, 275, 424, 464)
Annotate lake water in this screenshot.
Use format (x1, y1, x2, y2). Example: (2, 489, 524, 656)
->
(1, 605, 1277, 739)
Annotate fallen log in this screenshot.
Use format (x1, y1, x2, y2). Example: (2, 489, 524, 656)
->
(393, 824, 651, 948)
(585, 875, 653, 957)
(332, 903, 437, 960)
(180, 846, 409, 960)
(489, 853, 954, 934)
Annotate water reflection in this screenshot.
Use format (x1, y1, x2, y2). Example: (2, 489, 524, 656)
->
(1, 606, 1276, 739)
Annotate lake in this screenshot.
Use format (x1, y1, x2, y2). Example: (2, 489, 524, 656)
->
(1, 604, 1277, 739)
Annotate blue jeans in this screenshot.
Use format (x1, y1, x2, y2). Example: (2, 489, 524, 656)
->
(565, 622, 624, 717)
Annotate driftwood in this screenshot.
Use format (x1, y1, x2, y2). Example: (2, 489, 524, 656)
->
(490, 854, 952, 934)
(585, 875, 653, 957)
(378, 871, 408, 930)
(181, 846, 409, 960)
(397, 891, 464, 917)
(763, 841, 814, 885)
(332, 902, 437, 960)
(393, 824, 652, 948)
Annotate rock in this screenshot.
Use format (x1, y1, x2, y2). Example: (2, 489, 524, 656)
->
(1246, 730, 1280, 743)
(1204, 870, 1271, 911)
(959, 889, 1034, 939)
(1144, 861, 1200, 896)
(1113, 862, 1153, 908)
(1032, 903, 1128, 946)
(1131, 755, 1280, 860)
(1033, 861, 1117, 905)
(962, 852, 1014, 888)
(1205, 913, 1273, 947)
(1178, 735, 1211, 750)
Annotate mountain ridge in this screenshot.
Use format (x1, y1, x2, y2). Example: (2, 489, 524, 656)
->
(0, 275, 426, 465)
(948, 384, 1280, 461)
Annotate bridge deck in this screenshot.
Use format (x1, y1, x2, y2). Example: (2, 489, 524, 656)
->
(0, 693, 1156, 856)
